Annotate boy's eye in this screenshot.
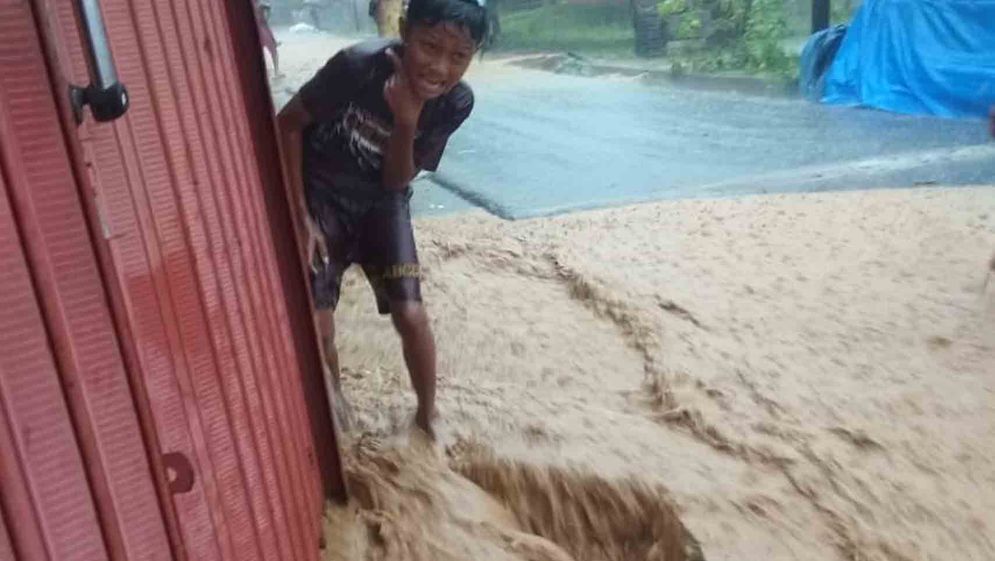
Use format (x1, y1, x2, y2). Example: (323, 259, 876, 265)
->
(421, 40, 441, 54)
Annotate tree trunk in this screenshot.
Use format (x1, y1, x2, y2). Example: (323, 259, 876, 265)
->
(631, 0, 666, 57)
(375, 0, 403, 37)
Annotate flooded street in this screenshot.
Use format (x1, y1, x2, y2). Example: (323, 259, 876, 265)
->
(271, 27, 994, 219)
(267, 26, 995, 561)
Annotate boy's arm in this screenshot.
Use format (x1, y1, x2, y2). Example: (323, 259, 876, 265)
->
(381, 50, 423, 191)
(279, 50, 357, 213)
(381, 120, 419, 192)
(277, 95, 327, 263)
(275, 50, 356, 263)
(276, 95, 312, 223)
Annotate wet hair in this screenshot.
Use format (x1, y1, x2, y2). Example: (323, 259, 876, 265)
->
(405, 0, 489, 47)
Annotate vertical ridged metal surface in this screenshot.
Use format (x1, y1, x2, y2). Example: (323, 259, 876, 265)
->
(0, 2, 173, 560)
(220, 0, 346, 512)
(48, 0, 330, 559)
(1, 1, 169, 559)
(0, 507, 16, 561)
(2, 0, 338, 559)
(0, 141, 104, 561)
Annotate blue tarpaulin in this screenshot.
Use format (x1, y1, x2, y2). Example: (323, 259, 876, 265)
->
(823, 0, 995, 119)
(800, 24, 848, 101)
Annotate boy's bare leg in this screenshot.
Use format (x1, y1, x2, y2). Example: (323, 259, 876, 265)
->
(270, 46, 282, 78)
(389, 301, 437, 437)
(316, 309, 351, 430)
(316, 309, 340, 385)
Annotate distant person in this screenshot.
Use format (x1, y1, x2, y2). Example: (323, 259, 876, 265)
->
(255, 0, 281, 78)
(276, 0, 487, 437)
(989, 106, 994, 138)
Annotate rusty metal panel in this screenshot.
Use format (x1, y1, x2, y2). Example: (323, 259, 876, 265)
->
(75, 5, 267, 557)
(0, 79, 106, 561)
(37, 0, 336, 560)
(0, 3, 175, 561)
(0, 176, 75, 561)
(0, 410, 48, 561)
(198, 0, 332, 529)
(38, 1, 226, 559)
(0, 505, 15, 561)
(220, 0, 347, 509)
(157, 2, 318, 557)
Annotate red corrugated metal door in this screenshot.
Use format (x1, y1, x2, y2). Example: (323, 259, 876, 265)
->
(0, 156, 106, 561)
(0, 138, 110, 561)
(15, 0, 341, 560)
(0, 1, 173, 560)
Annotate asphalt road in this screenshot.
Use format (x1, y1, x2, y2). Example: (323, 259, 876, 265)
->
(413, 62, 995, 218)
(270, 30, 995, 219)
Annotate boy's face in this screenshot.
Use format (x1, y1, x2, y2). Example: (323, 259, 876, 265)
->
(400, 22, 476, 100)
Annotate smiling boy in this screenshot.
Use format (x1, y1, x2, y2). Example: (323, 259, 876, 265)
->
(277, 0, 486, 437)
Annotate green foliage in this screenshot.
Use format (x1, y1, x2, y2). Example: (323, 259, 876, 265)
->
(831, 0, 858, 23)
(679, 46, 798, 79)
(690, 0, 794, 76)
(496, 3, 635, 56)
(495, 0, 797, 78)
(743, 0, 790, 72)
(716, 0, 750, 34)
(675, 14, 703, 39)
(658, 0, 688, 16)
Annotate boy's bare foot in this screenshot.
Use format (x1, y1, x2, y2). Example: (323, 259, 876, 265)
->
(330, 388, 354, 433)
(323, 364, 354, 433)
(414, 407, 437, 440)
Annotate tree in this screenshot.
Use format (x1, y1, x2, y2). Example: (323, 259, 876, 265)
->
(371, 0, 403, 37)
(631, 0, 666, 57)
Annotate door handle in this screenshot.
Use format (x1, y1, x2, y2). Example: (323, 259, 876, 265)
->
(69, 0, 129, 123)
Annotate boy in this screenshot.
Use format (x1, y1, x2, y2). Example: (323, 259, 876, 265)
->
(277, 0, 487, 437)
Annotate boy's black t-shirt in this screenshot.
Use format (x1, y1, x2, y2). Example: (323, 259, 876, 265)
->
(299, 39, 473, 200)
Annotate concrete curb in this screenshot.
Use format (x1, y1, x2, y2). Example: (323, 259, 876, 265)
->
(509, 53, 798, 97)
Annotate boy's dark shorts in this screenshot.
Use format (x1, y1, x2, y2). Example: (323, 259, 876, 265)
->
(307, 186, 421, 315)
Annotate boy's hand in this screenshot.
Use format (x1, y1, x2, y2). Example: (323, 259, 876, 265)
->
(384, 48, 425, 128)
(303, 215, 329, 272)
